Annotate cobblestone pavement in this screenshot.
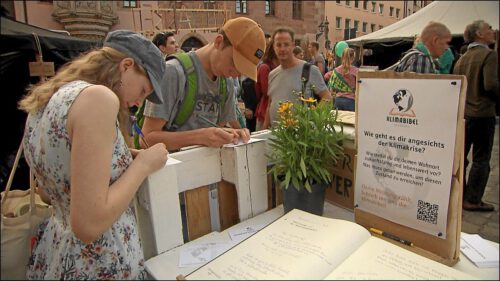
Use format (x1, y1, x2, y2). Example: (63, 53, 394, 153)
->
(461, 118, 499, 243)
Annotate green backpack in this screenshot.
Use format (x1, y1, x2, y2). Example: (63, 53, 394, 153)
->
(133, 52, 228, 149)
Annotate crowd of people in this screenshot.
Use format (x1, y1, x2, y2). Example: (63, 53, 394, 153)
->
(17, 16, 498, 279)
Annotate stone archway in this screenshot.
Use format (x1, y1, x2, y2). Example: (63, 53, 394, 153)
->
(179, 32, 207, 52)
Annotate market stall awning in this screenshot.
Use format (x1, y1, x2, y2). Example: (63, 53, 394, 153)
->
(347, 1, 499, 47)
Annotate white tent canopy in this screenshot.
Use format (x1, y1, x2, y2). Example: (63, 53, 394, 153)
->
(347, 1, 499, 47)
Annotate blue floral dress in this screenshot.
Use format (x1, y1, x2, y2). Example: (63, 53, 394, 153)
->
(23, 81, 147, 280)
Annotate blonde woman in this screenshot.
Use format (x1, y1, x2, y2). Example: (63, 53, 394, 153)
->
(19, 30, 168, 279)
(328, 47, 358, 111)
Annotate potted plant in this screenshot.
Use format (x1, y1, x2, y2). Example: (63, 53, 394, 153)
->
(268, 89, 345, 215)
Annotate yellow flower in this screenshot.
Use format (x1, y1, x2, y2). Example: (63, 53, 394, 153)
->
(278, 101, 294, 114)
(269, 98, 345, 191)
(299, 96, 317, 103)
(283, 117, 298, 128)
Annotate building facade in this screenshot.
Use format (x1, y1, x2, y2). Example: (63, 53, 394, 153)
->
(1, 1, 429, 56)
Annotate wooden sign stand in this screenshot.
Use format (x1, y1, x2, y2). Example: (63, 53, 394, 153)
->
(353, 71, 467, 266)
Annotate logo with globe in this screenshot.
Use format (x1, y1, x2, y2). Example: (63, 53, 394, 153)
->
(393, 89, 413, 112)
(390, 89, 416, 117)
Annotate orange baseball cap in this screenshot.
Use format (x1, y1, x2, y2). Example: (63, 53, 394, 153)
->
(222, 17, 266, 81)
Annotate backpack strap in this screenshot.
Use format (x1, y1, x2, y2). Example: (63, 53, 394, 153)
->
(168, 52, 198, 129)
(218, 78, 227, 123)
(301, 63, 312, 97)
(301, 62, 311, 83)
(132, 53, 229, 145)
(168, 52, 229, 129)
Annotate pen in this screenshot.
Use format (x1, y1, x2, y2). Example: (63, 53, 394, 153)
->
(369, 227, 414, 247)
(132, 120, 150, 148)
(198, 114, 220, 128)
(198, 114, 234, 132)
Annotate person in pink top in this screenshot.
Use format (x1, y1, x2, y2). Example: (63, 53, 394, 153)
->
(328, 47, 358, 111)
(255, 38, 279, 130)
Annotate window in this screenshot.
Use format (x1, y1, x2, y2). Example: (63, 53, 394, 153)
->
(203, 0, 216, 9)
(345, 18, 351, 30)
(345, 0, 350, 6)
(371, 23, 376, 32)
(363, 0, 368, 10)
(379, 3, 384, 14)
(396, 8, 400, 18)
(354, 0, 359, 8)
(336, 0, 341, 3)
(336, 17, 342, 29)
(379, 25, 383, 30)
(362, 22, 367, 32)
(265, 0, 275, 16)
(295, 39, 301, 47)
(354, 20, 359, 32)
(292, 0, 302, 19)
(389, 6, 394, 16)
(371, 1, 376, 12)
(235, 0, 247, 14)
(123, 0, 137, 8)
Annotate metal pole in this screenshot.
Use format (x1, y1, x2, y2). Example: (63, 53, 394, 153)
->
(23, 0, 28, 24)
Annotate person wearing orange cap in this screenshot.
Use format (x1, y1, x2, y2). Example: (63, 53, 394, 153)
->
(142, 17, 266, 150)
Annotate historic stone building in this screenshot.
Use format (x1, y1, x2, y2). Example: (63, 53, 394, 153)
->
(1, 1, 429, 54)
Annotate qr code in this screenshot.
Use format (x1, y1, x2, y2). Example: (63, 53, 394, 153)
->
(417, 200, 438, 224)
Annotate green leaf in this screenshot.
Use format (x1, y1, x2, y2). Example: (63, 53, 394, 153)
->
(291, 176, 300, 190)
(285, 170, 291, 189)
(305, 181, 312, 193)
(300, 157, 307, 178)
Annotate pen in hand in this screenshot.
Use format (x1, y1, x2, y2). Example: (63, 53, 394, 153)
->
(131, 116, 150, 148)
(198, 114, 233, 129)
(369, 227, 414, 247)
(198, 114, 221, 128)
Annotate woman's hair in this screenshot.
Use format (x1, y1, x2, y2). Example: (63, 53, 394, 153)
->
(340, 47, 356, 75)
(262, 36, 277, 65)
(19, 47, 147, 144)
(293, 46, 303, 56)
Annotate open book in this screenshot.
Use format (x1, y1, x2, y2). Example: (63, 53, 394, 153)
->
(186, 209, 474, 280)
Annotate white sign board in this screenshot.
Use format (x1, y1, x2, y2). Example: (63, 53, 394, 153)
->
(355, 78, 461, 238)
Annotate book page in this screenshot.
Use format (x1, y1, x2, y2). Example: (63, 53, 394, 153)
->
(325, 237, 476, 280)
(460, 233, 499, 268)
(187, 209, 371, 280)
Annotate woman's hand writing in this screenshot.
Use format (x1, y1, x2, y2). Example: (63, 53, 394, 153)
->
(133, 143, 168, 175)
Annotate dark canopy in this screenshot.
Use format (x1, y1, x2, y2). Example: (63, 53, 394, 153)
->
(1, 16, 98, 190)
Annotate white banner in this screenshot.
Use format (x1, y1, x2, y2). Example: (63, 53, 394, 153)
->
(355, 78, 461, 238)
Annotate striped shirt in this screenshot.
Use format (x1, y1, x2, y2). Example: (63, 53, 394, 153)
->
(395, 48, 439, 74)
